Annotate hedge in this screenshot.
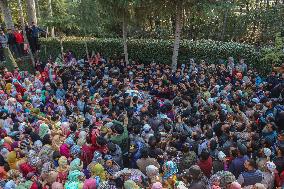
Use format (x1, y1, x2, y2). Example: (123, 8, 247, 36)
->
(39, 38, 262, 67)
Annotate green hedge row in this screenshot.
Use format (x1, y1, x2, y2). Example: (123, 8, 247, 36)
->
(39, 37, 262, 68)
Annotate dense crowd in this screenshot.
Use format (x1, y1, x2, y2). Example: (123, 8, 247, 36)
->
(0, 52, 284, 189)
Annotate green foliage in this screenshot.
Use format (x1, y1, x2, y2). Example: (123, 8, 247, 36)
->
(39, 37, 261, 67)
(261, 33, 284, 67)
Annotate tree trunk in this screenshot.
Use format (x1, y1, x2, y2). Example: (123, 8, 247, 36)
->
(26, 0, 37, 25)
(122, 13, 129, 65)
(48, 0, 55, 37)
(18, 0, 35, 66)
(0, 0, 14, 29)
(171, 3, 182, 72)
(221, 8, 229, 41)
(35, 0, 40, 19)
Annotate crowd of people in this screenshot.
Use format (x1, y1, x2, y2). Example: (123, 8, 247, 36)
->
(0, 22, 44, 61)
(0, 51, 284, 189)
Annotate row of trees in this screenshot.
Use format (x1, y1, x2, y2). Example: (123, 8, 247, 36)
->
(0, 0, 283, 70)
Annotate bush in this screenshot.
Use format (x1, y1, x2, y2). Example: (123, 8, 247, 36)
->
(39, 37, 262, 69)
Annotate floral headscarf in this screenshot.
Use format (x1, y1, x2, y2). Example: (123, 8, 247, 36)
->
(92, 151, 103, 164)
(4, 180, 16, 189)
(67, 170, 84, 182)
(65, 170, 84, 189)
(124, 180, 139, 189)
(39, 123, 50, 139)
(58, 156, 69, 172)
(70, 158, 83, 171)
(65, 137, 75, 146)
(163, 161, 178, 180)
(89, 163, 106, 181)
(70, 145, 81, 157)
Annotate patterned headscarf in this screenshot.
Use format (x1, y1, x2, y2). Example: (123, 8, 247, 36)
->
(124, 180, 139, 189)
(39, 123, 50, 139)
(4, 180, 16, 189)
(42, 162, 52, 174)
(27, 150, 41, 167)
(163, 161, 178, 180)
(58, 156, 68, 172)
(89, 163, 106, 181)
(70, 158, 83, 171)
(65, 137, 75, 146)
(146, 165, 159, 178)
(92, 151, 103, 164)
(67, 170, 84, 182)
(70, 145, 81, 157)
(33, 140, 43, 151)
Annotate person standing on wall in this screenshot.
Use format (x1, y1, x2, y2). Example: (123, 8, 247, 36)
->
(31, 22, 45, 54)
(14, 27, 24, 57)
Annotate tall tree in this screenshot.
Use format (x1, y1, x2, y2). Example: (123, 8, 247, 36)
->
(97, 0, 139, 65)
(18, 0, 35, 66)
(0, 0, 14, 29)
(171, 1, 183, 71)
(48, 0, 55, 37)
(26, 0, 37, 25)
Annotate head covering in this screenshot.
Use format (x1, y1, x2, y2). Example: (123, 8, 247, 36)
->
(65, 137, 75, 146)
(253, 183, 266, 189)
(4, 180, 16, 189)
(146, 165, 159, 178)
(39, 123, 49, 139)
(70, 145, 81, 157)
(67, 170, 84, 182)
(229, 182, 241, 189)
(218, 151, 226, 161)
(188, 165, 202, 179)
(52, 135, 62, 150)
(163, 161, 178, 179)
(89, 163, 106, 181)
(33, 140, 43, 151)
(83, 178, 96, 189)
(42, 162, 52, 173)
(58, 156, 68, 171)
(92, 151, 103, 164)
(151, 182, 163, 189)
(52, 182, 64, 189)
(70, 158, 83, 171)
(6, 151, 17, 169)
(266, 161, 276, 173)
(0, 166, 7, 179)
(124, 180, 139, 189)
(263, 148, 272, 158)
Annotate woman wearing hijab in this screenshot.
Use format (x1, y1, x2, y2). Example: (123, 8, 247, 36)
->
(57, 156, 69, 184)
(162, 161, 178, 189)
